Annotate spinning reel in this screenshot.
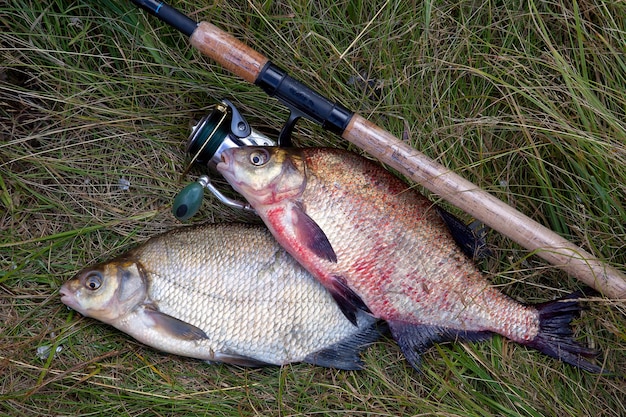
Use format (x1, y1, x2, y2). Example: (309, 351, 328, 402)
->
(172, 99, 276, 221)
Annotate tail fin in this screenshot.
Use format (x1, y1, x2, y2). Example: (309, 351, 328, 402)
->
(526, 291, 606, 373)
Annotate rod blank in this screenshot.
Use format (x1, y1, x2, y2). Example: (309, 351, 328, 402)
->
(131, 0, 197, 36)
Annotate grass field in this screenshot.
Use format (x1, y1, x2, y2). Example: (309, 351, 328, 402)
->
(1, 0, 625, 416)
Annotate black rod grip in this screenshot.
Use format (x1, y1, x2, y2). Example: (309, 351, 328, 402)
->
(255, 62, 354, 135)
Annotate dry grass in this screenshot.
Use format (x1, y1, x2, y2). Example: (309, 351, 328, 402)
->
(1, 0, 625, 416)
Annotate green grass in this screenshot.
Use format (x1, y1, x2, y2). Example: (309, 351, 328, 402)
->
(1, 0, 625, 415)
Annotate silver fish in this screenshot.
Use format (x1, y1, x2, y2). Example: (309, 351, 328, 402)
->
(60, 223, 381, 369)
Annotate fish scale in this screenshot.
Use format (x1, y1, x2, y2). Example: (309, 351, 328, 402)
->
(60, 223, 381, 369)
(299, 148, 539, 340)
(139, 227, 359, 359)
(217, 146, 605, 373)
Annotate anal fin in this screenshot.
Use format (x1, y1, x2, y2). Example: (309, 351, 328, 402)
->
(303, 312, 384, 370)
(388, 320, 492, 370)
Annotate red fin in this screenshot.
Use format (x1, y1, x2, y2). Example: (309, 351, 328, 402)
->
(329, 275, 371, 326)
(292, 202, 337, 263)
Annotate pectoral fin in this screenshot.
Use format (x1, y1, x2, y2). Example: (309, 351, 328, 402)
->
(143, 306, 208, 341)
(291, 202, 337, 263)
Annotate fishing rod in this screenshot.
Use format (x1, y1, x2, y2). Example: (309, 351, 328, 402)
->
(129, 0, 626, 299)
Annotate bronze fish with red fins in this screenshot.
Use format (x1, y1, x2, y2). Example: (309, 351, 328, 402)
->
(217, 146, 604, 372)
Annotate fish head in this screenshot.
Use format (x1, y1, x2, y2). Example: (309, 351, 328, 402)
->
(60, 260, 147, 324)
(217, 146, 306, 207)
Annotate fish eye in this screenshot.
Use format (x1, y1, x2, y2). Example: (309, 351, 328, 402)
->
(84, 273, 102, 291)
(249, 149, 270, 166)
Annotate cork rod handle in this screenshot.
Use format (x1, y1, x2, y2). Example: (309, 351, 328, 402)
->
(190, 22, 269, 83)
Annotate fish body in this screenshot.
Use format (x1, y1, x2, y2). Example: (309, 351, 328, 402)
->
(217, 146, 603, 372)
(60, 223, 381, 369)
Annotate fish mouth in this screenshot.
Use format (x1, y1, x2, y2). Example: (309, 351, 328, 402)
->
(59, 285, 68, 302)
(216, 151, 231, 175)
(59, 282, 77, 310)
